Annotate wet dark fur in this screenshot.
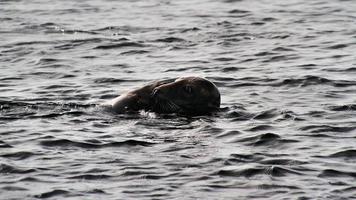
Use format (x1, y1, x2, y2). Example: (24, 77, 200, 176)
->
(111, 77, 220, 115)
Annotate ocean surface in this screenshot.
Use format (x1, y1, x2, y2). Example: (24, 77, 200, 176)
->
(1, 0, 356, 199)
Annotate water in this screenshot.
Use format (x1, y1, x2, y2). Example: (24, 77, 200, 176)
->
(1, 0, 356, 199)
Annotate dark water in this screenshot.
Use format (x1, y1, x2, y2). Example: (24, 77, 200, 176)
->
(1, 0, 356, 199)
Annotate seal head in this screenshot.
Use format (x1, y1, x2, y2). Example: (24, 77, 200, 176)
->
(111, 76, 220, 115)
(150, 77, 220, 115)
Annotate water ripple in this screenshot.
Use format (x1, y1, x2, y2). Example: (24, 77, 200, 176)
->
(1, 0, 356, 199)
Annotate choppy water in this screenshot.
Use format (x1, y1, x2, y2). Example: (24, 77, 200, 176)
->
(1, 0, 356, 199)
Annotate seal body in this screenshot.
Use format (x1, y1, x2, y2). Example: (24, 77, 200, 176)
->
(111, 77, 220, 115)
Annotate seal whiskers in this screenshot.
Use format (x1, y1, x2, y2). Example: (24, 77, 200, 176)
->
(153, 96, 181, 113)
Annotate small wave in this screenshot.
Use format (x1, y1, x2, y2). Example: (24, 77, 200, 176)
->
(226, 110, 254, 121)
(236, 133, 298, 146)
(337, 186, 356, 193)
(162, 146, 194, 153)
(260, 158, 307, 165)
(261, 55, 298, 62)
(1, 151, 37, 160)
(213, 57, 236, 61)
(253, 109, 279, 120)
(224, 0, 244, 3)
(246, 125, 273, 132)
(262, 17, 277, 22)
(19, 71, 74, 79)
(53, 38, 106, 50)
(1, 186, 28, 191)
(212, 76, 281, 88)
(216, 130, 242, 138)
(328, 104, 356, 111)
(221, 67, 240, 72)
(275, 75, 330, 87)
(258, 184, 299, 190)
(228, 9, 250, 14)
(164, 66, 208, 72)
(39, 138, 155, 148)
(94, 78, 141, 83)
(0, 140, 13, 148)
(0, 100, 96, 110)
(207, 76, 239, 82)
(45, 28, 98, 35)
(270, 34, 290, 39)
(30, 111, 86, 119)
(324, 67, 356, 72)
(217, 167, 263, 177)
(154, 37, 186, 43)
(120, 50, 149, 55)
(19, 177, 42, 182)
(272, 47, 295, 51)
(251, 22, 265, 26)
(0, 77, 23, 81)
(217, 166, 302, 177)
(6, 40, 54, 47)
(271, 75, 356, 87)
(180, 27, 200, 33)
(0, 164, 36, 174)
(0, 17, 13, 21)
(329, 150, 356, 159)
(34, 189, 70, 199)
(68, 174, 112, 180)
(94, 42, 145, 49)
(218, 32, 253, 39)
(41, 84, 72, 90)
(120, 170, 175, 180)
(300, 125, 356, 133)
(224, 153, 262, 164)
(254, 51, 277, 56)
(326, 44, 348, 49)
(244, 133, 280, 145)
(36, 58, 67, 65)
(319, 169, 356, 178)
(231, 82, 261, 87)
(87, 189, 106, 194)
(344, 67, 356, 72)
(92, 25, 159, 33)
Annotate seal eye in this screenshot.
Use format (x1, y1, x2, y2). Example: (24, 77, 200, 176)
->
(183, 85, 193, 94)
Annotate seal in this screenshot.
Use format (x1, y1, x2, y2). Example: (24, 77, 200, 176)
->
(111, 77, 220, 115)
